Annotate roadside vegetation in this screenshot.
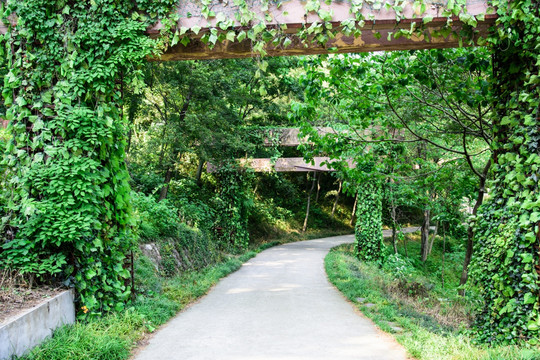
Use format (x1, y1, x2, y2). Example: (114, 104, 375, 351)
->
(325, 235, 540, 360)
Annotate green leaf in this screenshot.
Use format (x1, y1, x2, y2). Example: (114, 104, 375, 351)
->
(226, 31, 236, 42)
(33, 118, 44, 132)
(237, 31, 247, 42)
(180, 36, 190, 46)
(423, 15, 433, 24)
(524, 293, 537, 305)
(283, 37, 292, 48)
(171, 30, 180, 46)
(191, 25, 202, 35)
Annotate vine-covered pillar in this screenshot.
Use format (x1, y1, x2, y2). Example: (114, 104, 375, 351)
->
(354, 179, 383, 262)
(470, 0, 539, 342)
(214, 160, 252, 253)
(0, 1, 175, 316)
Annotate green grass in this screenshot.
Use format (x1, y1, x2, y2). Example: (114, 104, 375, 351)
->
(325, 237, 540, 360)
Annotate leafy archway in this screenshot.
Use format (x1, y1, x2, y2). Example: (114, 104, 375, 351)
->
(0, 0, 537, 342)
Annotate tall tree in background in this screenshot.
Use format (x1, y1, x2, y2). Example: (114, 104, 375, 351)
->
(293, 48, 492, 274)
(126, 58, 302, 200)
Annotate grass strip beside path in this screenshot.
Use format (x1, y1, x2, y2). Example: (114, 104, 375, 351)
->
(324, 244, 540, 360)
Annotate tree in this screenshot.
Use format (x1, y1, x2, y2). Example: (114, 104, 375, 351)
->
(293, 49, 492, 271)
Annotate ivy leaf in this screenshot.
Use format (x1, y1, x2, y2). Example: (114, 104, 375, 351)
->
(226, 31, 236, 42)
(283, 37, 292, 48)
(33, 118, 44, 132)
(524, 293, 537, 305)
(318, 9, 333, 22)
(191, 25, 202, 35)
(171, 30, 180, 47)
(180, 36, 190, 46)
(85, 268, 97, 280)
(237, 31, 247, 42)
(423, 15, 433, 24)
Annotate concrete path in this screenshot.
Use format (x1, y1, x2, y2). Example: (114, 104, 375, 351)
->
(133, 234, 410, 360)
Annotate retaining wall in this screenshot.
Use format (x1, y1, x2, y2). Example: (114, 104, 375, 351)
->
(0, 289, 75, 359)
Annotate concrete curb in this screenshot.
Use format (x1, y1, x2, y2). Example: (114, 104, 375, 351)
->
(0, 289, 75, 359)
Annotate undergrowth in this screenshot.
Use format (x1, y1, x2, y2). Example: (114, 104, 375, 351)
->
(325, 234, 540, 360)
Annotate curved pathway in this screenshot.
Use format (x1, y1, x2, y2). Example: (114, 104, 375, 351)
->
(133, 234, 409, 360)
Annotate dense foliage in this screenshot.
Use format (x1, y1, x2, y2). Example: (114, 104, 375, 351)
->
(293, 48, 489, 263)
(470, 0, 540, 343)
(355, 180, 383, 262)
(0, 0, 177, 316)
(293, 22, 538, 342)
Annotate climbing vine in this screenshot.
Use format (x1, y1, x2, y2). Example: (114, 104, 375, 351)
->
(0, 0, 178, 316)
(214, 160, 254, 253)
(469, 0, 540, 344)
(355, 180, 384, 262)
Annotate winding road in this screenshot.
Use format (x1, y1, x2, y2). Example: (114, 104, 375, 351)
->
(133, 234, 409, 360)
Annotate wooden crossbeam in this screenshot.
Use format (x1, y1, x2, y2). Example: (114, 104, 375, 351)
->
(146, 0, 496, 60)
(0, 2, 495, 60)
(262, 127, 378, 147)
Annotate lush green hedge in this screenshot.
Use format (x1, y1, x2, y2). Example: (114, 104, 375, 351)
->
(355, 180, 383, 262)
(470, 0, 540, 343)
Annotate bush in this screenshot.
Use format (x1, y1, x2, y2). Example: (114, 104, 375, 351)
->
(132, 192, 181, 240)
(382, 253, 417, 280)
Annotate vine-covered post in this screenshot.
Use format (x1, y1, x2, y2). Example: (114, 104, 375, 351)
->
(214, 160, 252, 252)
(0, 0, 176, 316)
(354, 179, 383, 262)
(470, 0, 540, 342)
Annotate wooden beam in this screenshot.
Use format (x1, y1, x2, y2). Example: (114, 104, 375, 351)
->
(146, 0, 496, 61)
(207, 157, 355, 173)
(1, 2, 495, 59)
(263, 127, 332, 147)
(262, 127, 378, 147)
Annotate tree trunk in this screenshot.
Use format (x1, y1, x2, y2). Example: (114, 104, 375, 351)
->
(458, 159, 491, 293)
(428, 221, 439, 254)
(195, 157, 204, 186)
(349, 192, 358, 226)
(158, 167, 173, 202)
(420, 208, 430, 262)
(392, 224, 398, 254)
(403, 233, 409, 257)
(315, 172, 321, 203)
(442, 228, 446, 288)
(390, 190, 398, 254)
(303, 172, 317, 233)
(331, 179, 342, 218)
